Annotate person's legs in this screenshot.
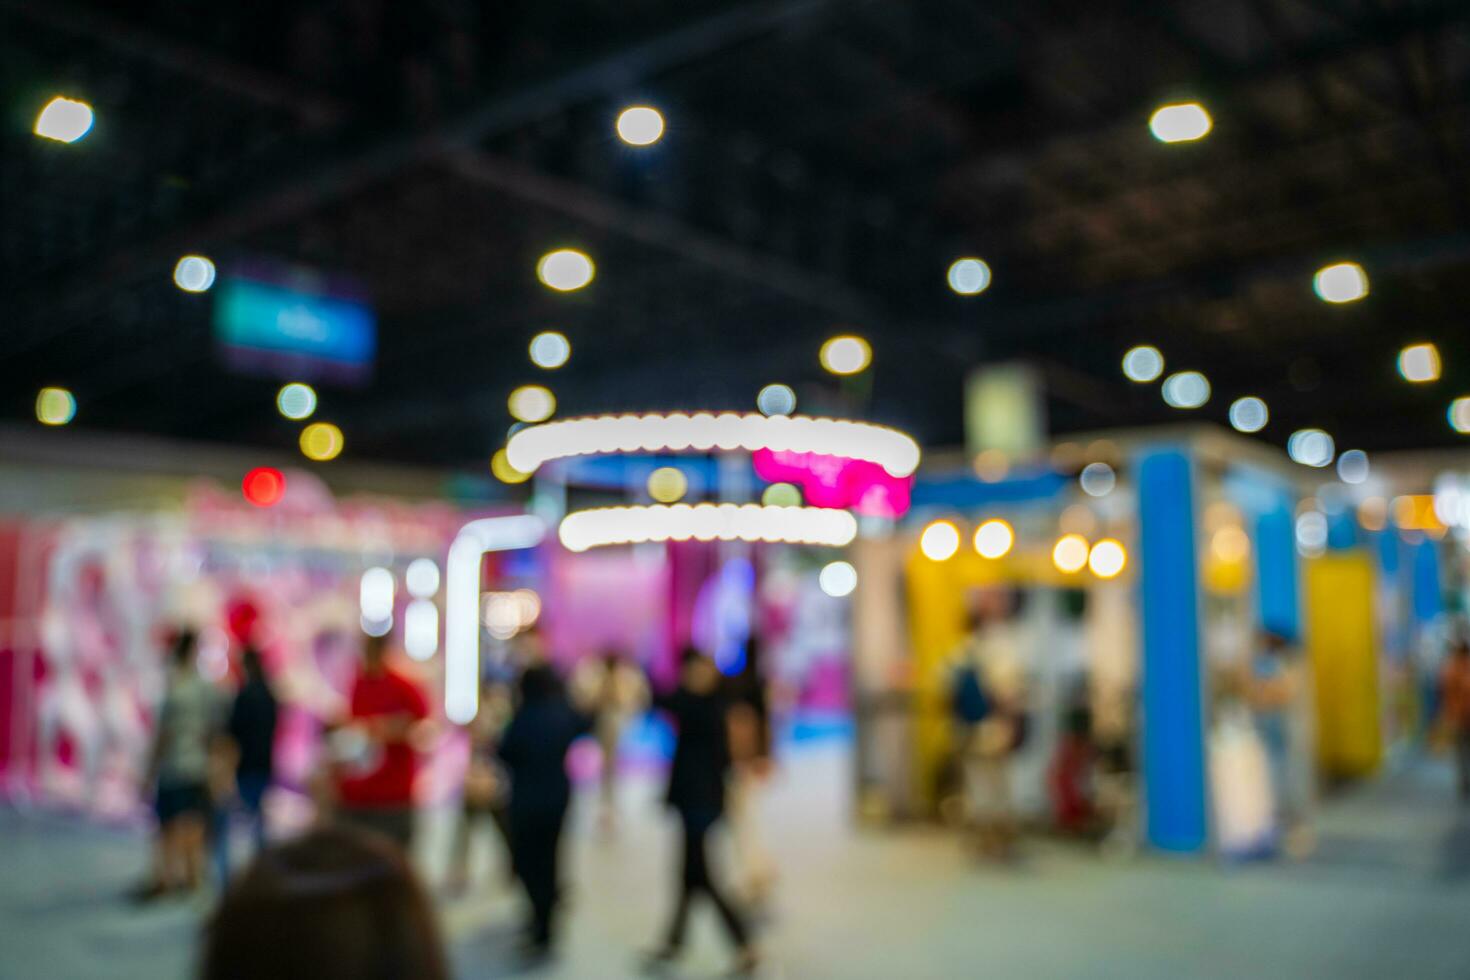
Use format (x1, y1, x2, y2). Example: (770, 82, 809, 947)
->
(178, 811, 207, 889)
(212, 799, 234, 887)
(237, 772, 270, 854)
(688, 813, 751, 951)
(513, 809, 564, 949)
(660, 813, 701, 952)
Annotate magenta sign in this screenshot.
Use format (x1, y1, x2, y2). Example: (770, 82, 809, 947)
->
(752, 449, 912, 518)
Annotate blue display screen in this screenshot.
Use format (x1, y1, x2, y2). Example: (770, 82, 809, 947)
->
(214, 264, 376, 383)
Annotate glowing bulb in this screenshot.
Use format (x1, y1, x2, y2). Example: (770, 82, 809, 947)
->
(403, 599, 438, 661)
(1052, 534, 1090, 574)
(947, 257, 991, 295)
(1122, 345, 1164, 383)
(1162, 371, 1210, 409)
(616, 105, 665, 146)
(1149, 102, 1212, 143)
(973, 519, 1014, 559)
(757, 383, 797, 416)
(1211, 526, 1249, 563)
(509, 385, 556, 423)
(1287, 428, 1335, 468)
(536, 249, 595, 291)
(647, 466, 688, 503)
(492, 448, 532, 484)
(820, 335, 872, 375)
(1450, 398, 1470, 434)
(300, 422, 344, 461)
(1296, 511, 1328, 556)
(276, 382, 317, 420)
(406, 558, 441, 599)
(242, 467, 285, 507)
(529, 331, 571, 369)
(360, 567, 395, 622)
(1079, 462, 1116, 497)
(1229, 396, 1269, 433)
(919, 520, 961, 561)
(1398, 343, 1441, 383)
(34, 96, 93, 143)
(818, 560, 858, 598)
(1333, 449, 1368, 485)
(1087, 539, 1126, 579)
(1313, 262, 1368, 303)
(173, 255, 216, 293)
(762, 483, 801, 507)
(35, 387, 76, 425)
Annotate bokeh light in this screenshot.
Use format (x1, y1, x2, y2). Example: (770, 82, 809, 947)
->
(300, 422, 344, 461)
(1296, 510, 1328, 556)
(818, 560, 859, 598)
(647, 466, 689, 503)
(405, 558, 441, 599)
(1229, 396, 1269, 433)
(276, 382, 317, 420)
(1122, 345, 1164, 383)
(1450, 397, 1470, 434)
(529, 331, 571, 369)
(1162, 371, 1210, 408)
(173, 255, 216, 293)
(1087, 539, 1127, 579)
(1079, 462, 1116, 497)
(1337, 449, 1370, 484)
(1313, 262, 1369, 303)
(757, 383, 797, 416)
(508, 385, 556, 423)
(947, 257, 992, 295)
(558, 503, 857, 552)
(403, 599, 438, 661)
(973, 519, 1014, 559)
(820, 335, 872, 375)
(536, 249, 595, 291)
(492, 448, 532, 484)
(1399, 343, 1441, 383)
(919, 520, 961, 561)
(761, 482, 802, 507)
(616, 105, 665, 145)
(1211, 526, 1250, 563)
(359, 566, 395, 624)
(1052, 534, 1090, 574)
(35, 386, 76, 426)
(1149, 102, 1212, 143)
(242, 467, 285, 507)
(34, 96, 93, 143)
(1287, 428, 1335, 468)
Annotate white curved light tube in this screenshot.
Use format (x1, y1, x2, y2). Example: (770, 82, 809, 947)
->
(558, 503, 858, 553)
(506, 412, 921, 478)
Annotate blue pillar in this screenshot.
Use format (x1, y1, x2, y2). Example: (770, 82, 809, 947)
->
(1135, 447, 1208, 854)
(1256, 496, 1300, 642)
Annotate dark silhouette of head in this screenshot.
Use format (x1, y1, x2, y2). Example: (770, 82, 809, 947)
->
(362, 632, 389, 674)
(519, 663, 561, 703)
(171, 629, 198, 668)
(241, 647, 267, 683)
(200, 825, 448, 980)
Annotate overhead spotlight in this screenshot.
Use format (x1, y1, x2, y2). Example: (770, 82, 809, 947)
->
(1122, 345, 1164, 383)
(1087, 539, 1127, 579)
(35, 386, 76, 426)
(173, 255, 216, 293)
(536, 249, 595, 291)
(919, 520, 960, 561)
(1149, 102, 1212, 143)
(1162, 371, 1210, 409)
(509, 385, 556, 423)
(300, 422, 344, 461)
(947, 257, 992, 296)
(1287, 428, 1335, 468)
(1313, 262, 1368, 304)
(491, 448, 532, 484)
(818, 560, 859, 598)
(757, 383, 797, 417)
(973, 519, 1014, 559)
(820, 335, 872, 376)
(1079, 462, 1116, 497)
(1336, 449, 1369, 485)
(276, 382, 317, 420)
(1450, 398, 1470, 435)
(1052, 534, 1090, 574)
(1229, 396, 1269, 433)
(1398, 343, 1441, 383)
(616, 105, 665, 146)
(34, 96, 93, 143)
(529, 331, 571, 369)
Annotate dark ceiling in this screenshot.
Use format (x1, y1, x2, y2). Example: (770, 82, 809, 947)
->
(4, 0, 1470, 472)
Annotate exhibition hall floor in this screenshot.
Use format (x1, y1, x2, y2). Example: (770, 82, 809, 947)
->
(3, 742, 1469, 979)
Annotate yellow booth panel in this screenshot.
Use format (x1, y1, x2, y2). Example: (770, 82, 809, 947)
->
(1304, 553, 1381, 779)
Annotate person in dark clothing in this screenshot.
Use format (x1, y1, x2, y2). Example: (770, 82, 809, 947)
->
(647, 648, 758, 975)
(496, 664, 591, 955)
(215, 647, 279, 883)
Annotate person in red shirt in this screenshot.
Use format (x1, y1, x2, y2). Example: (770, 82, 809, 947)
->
(330, 632, 431, 851)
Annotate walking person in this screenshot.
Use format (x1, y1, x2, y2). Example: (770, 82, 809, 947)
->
(571, 649, 649, 832)
(330, 632, 431, 853)
(647, 648, 759, 975)
(214, 646, 278, 884)
(727, 638, 777, 907)
(446, 675, 515, 895)
(135, 629, 222, 900)
(497, 665, 591, 957)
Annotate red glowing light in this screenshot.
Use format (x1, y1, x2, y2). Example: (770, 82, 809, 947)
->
(242, 467, 285, 507)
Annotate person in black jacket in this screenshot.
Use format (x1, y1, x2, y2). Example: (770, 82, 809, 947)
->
(496, 664, 590, 956)
(647, 648, 758, 974)
(214, 647, 278, 884)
